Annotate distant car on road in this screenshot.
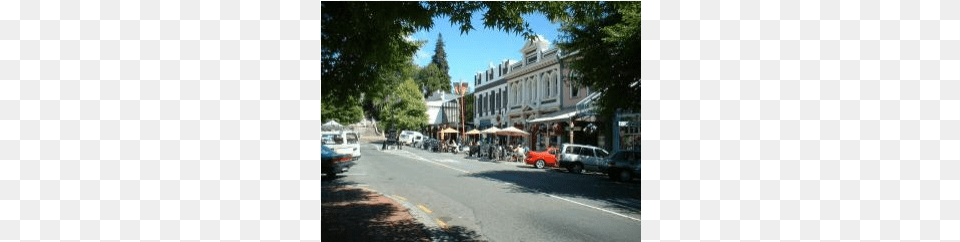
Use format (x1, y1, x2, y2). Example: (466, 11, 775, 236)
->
(382, 129, 402, 150)
(605, 150, 640, 181)
(525, 147, 559, 169)
(322, 145, 355, 177)
(399, 131, 424, 146)
(557, 144, 610, 174)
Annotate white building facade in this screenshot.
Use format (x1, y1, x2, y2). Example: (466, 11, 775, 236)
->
(473, 59, 517, 129)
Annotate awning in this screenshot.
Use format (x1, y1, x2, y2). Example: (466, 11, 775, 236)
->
(527, 109, 579, 123)
(576, 92, 601, 117)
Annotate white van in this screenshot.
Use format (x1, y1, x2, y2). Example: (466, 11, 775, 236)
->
(321, 131, 361, 160)
(399, 131, 424, 146)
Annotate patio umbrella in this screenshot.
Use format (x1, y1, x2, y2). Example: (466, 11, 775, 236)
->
(465, 129, 481, 135)
(480, 127, 500, 134)
(496, 126, 530, 136)
(440, 127, 458, 141)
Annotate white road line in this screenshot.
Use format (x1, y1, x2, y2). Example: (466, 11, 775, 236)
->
(419, 157, 470, 173)
(546, 194, 641, 223)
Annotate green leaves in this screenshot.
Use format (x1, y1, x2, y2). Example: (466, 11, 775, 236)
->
(556, 2, 640, 116)
(377, 78, 429, 131)
(322, 1, 613, 125)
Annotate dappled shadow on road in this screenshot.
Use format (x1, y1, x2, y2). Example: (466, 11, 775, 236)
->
(463, 169, 641, 214)
(436, 226, 485, 242)
(322, 177, 487, 242)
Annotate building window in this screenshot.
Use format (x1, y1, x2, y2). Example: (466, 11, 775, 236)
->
(499, 90, 504, 110)
(496, 90, 501, 110)
(544, 74, 550, 98)
(570, 72, 580, 98)
(553, 73, 559, 98)
(480, 94, 485, 115)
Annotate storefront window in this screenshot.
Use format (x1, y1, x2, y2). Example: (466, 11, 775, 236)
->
(619, 113, 641, 151)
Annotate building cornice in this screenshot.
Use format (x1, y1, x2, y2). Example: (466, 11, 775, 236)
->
(502, 56, 559, 81)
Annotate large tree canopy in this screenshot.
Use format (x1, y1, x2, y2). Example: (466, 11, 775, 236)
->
(377, 78, 429, 131)
(556, 2, 641, 117)
(416, 63, 452, 98)
(321, 2, 570, 110)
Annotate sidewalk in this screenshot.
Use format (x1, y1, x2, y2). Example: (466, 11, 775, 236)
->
(322, 181, 434, 242)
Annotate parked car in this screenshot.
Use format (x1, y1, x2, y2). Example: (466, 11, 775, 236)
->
(322, 130, 361, 160)
(606, 150, 640, 181)
(322, 145, 355, 177)
(525, 147, 559, 169)
(557, 144, 610, 174)
(399, 131, 424, 146)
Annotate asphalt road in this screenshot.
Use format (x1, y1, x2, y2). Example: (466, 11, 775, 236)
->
(328, 142, 641, 242)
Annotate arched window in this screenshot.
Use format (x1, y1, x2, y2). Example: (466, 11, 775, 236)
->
(545, 73, 551, 98)
(569, 71, 580, 97)
(553, 72, 559, 98)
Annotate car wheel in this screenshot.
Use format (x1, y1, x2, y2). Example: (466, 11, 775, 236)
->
(571, 164, 583, 174)
(535, 160, 545, 169)
(618, 170, 632, 181)
(608, 169, 619, 181)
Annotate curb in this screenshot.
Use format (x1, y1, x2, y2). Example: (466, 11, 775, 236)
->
(355, 186, 447, 242)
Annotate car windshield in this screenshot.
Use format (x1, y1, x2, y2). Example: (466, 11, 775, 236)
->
(346, 133, 359, 144)
(611, 151, 625, 160)
(322, 134, 344, 145)
(596, 149, 609, 158)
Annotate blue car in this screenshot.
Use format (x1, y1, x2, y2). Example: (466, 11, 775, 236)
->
(322, 145, 355, 177)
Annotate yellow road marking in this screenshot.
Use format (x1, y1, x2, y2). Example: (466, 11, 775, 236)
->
(436, 218, 448, 229)
(418, 204, 433, 214)
(395, 195, 407, 201)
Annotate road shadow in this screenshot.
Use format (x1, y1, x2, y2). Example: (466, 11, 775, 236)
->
(322, 178, 486, 241)
(463, 169, 640, 213)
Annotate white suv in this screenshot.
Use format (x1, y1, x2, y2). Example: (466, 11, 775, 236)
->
(399, 131, 423, 146)
(321, 131, 361, 160)
(557, 144, 610, 174)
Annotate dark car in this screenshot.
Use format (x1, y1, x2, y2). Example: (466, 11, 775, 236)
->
(605, 150, 640, 181)
(382, 129, 402, 150)
(322, 145, 355, 177)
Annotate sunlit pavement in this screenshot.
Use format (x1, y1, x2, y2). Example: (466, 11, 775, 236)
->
(323, 141, 640, 242)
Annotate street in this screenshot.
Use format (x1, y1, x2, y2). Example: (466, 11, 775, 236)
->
(324, 141, 641, 242)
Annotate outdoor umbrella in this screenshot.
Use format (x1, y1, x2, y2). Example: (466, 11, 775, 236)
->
(480, 127, 501, 144)
(480, 127, 500, 134)
(496, 127, 530, 136)
(440, 127, 458, 141)
(465, 129, 481, 144)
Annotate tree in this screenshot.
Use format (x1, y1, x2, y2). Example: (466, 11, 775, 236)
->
(556, 2, 640, 117)
(416, 63, 452, 97)
(377, 78, 429, 131)
(431, 33, 451, 83)
(322, 2, 572, 112)
(321, 96, 364, 124)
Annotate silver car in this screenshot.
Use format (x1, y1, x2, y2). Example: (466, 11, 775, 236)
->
(557, 144, 610, 174)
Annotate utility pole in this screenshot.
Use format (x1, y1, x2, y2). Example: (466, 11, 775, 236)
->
(457, 81, 466, 144)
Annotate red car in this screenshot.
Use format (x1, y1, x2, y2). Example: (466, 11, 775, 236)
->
(525, 147, 559, 169)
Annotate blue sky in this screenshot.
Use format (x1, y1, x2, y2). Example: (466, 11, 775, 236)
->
(410, 13, 562, 93)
